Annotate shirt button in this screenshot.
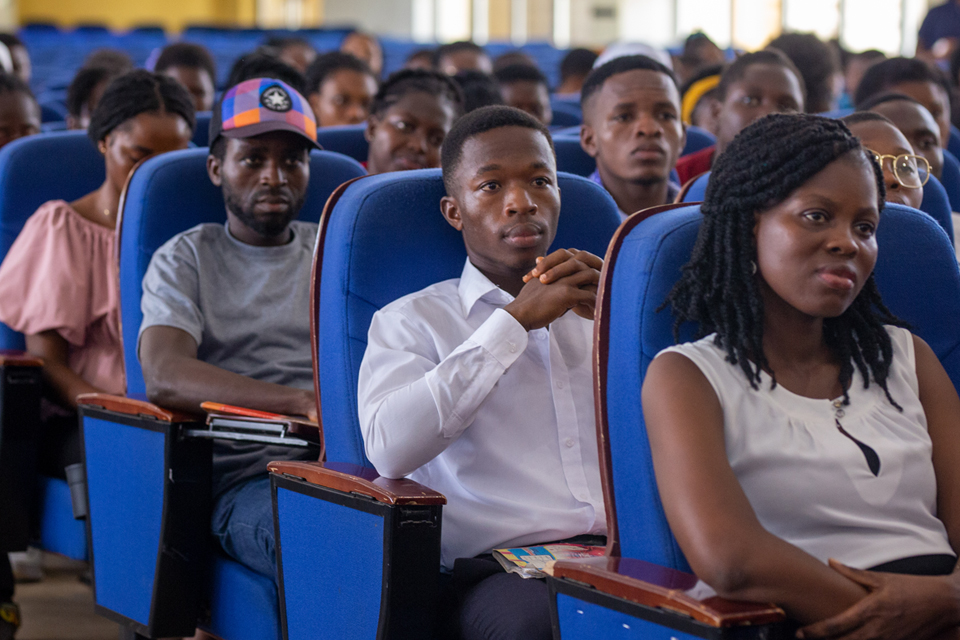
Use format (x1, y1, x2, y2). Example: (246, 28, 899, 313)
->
(508, 341, 517, 353)
(565, 438, 575, 448)
(556, 380, 564, 389)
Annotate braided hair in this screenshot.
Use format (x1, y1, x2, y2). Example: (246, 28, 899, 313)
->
(666, 113, 904, 408)
(87, 69, 195, 146)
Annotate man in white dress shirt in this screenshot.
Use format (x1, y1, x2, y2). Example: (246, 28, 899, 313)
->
(358, 105, 606, 640)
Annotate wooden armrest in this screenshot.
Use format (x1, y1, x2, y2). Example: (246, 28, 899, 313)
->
(0, 350, 42, 367)
(77, 393, 199, 423)
(267, 460, 446, 507)
(549, 556, 784, 628)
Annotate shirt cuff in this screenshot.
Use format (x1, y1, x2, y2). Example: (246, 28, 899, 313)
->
(467, 308, 529, 369)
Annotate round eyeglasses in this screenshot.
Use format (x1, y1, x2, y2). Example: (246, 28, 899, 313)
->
(865, 149, 931, 189)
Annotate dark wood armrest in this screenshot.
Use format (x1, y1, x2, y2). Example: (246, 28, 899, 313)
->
(0, 350, 42, 367)
(267, 460, 446, 506)
(549, 556, 784, 628)
(77, 393, 199, 423)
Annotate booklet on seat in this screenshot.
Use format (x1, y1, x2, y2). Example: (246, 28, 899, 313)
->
(492, 544, 605, 579)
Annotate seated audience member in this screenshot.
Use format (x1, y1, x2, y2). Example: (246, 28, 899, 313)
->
(0, 34, 29, 84)
(138, 78, 320, 582)
(767, 32, 841, 113)
(674, 32, 726, 84)
(434, 41, 493, 76)
(452, 70, 503, 113)
(405, 48, 435, 71)
(0, 71, 193, 638)
(855, 57, 954, 153)
(154, 42, 217, 112)
(646, 113, 960, 638)
(579, 55, 685, 218)
(365, 69, 463, 174)
(82, 48, 134, 75)
(359, 105, 605, 640)
(66, 66, 121, 130)
(494, 63, 552, 125)
(861, 93, 944, 180)
(555, 47, 598, 96)
(341, 30, 383, 78)
(304, 52, 378, 127)
(264, 36, 316, 74)
(676, 50, 805, 185)
(844, 49, 885, 102)
(226, 51, 306, 95)
(0, 74, 40, 148)
(679, 64, 723, 135)
(842, 112, 926, 210)
(493, 50, 537, 72)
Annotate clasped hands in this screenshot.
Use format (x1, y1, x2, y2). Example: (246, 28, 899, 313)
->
(799, 559, 960, 640)
(504, 248, 602, 331)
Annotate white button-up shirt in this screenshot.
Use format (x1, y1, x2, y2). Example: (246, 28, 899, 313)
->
(358, 259, 606, 570)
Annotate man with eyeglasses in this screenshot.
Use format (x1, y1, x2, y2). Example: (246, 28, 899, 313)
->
(842, 112, 928, 211)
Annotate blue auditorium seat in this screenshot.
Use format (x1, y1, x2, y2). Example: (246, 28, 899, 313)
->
(550, 96, 582, 127)
(553, 136, 595, 177)
(681, 170, 955, 245)
(315, 124, 369, 163)
(79, 147, 365, 640)
(949, 124, 960, 161)
(192, 111, 212, 147)
(547, 200, 960, 637)
(269, 169, 622, 640)
(0, 132, 103, 562)
(940, 150, 960, 213)
(683, 125, 716, 155)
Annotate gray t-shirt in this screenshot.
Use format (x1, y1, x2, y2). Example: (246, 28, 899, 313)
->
(139, 220, 319, 497)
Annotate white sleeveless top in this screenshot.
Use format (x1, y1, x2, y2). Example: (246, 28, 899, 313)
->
(660, 326, 954, 569)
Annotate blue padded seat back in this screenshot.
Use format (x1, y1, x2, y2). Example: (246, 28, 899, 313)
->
(682, 126, 716, 156)
(118, 148, 366, 395)
(940, 150, 960, 214)
(315, 124, 369, 163)
(920, 174, 955, 244)
(193, 111, 212, 147)
(949, 125, 960, 161)
(602, 202, 960, 571)
(317, 169, 623, 466)
(679, 171, 710, 203)
(0, 131, 104, 350)
(550, 100, 583, 128)
(553, 137, 595, 177)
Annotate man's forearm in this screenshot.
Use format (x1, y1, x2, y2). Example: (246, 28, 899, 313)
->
(145, 355, 313, 417)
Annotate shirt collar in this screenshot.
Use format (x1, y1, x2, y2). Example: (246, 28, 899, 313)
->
(458, 258, 515, 316)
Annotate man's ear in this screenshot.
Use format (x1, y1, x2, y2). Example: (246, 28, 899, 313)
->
(440, 195, 463, 231)
(579, 122, 598, 159)
(207, 152, 222, 187)
(364, 117, 377, 143)
(709, 97, 722, 123)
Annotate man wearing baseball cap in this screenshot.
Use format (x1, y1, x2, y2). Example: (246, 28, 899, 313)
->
(137, 78, 320, 581)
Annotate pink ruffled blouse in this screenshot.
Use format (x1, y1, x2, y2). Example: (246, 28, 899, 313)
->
(0, 201, 124, 395)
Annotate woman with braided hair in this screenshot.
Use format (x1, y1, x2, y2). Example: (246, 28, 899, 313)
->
(643, 113, 960, 640)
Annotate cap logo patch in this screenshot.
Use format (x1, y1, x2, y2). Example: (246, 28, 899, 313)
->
(261, 85, 292, 112)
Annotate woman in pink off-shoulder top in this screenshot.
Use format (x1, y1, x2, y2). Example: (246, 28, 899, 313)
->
(0, 71, 194, 480)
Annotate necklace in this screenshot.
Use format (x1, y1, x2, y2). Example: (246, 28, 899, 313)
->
(833, 398, 881, 476)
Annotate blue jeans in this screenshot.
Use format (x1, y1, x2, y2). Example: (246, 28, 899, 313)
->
(210, 475, 277, 583)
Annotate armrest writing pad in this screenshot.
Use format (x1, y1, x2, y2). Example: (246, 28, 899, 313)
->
(77, 393, 199, 423)
(0, 350, 42, 367)
(267, 460, 446, 507)
(549, 556, 785, 627)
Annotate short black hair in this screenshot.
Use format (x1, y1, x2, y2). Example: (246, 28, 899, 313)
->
(766, 32, 840, 113)
(406, 49, 434, 65)
(0, 72, 34, 99)
(440, 104, 554, 195)
(715, 49, 806, 105)
(264, 36, 313, 52)
(0, 33, 24, 50)
(560, 48, 598, 83)
(452, 70, 503, 113)
(87, 69, 195, 145)
(304, 51, 375, 96)
(581, 54, 678, 110)
(83, 48, 134, 74)
(370, 68, 464, 119)
(155, 42, 217, 85)
(226, 51, 306, 95)
(433, 41, 488, 69)
(680, 32, 721, 67)
(841, 110, 894, 127)
(857, 92, 924, 112)
(66, 66, 117, 117)
(854, 57, 953, 112)
(493, 50, 537, 72)
(494, 63, 549, 88)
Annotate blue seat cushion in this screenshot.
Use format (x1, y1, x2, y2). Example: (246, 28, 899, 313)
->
(37, 475, 87, 561)
(201, 554, 280, 640)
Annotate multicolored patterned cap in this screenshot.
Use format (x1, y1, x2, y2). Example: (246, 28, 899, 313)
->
(209, 78, 320, 148)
